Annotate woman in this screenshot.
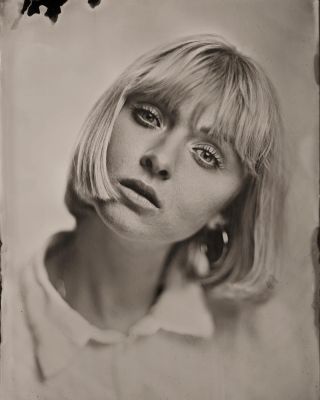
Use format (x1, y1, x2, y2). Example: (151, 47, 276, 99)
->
(14, 34, 308, 400)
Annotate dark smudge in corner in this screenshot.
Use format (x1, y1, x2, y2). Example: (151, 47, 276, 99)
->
(20, 0, 102, 23)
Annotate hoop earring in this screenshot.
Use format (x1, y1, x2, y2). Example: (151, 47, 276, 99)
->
(188, 227, 229, 283)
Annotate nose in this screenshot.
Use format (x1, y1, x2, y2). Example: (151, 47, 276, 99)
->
(140, 154, 171, 180)
(140, 125, 186, 180)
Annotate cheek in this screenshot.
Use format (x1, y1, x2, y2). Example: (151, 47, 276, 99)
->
(173, 175, 242, 231)
(107, 118, 141, 177)
(107, 136, 127, 175)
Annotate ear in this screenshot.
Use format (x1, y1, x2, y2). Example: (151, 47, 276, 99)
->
(206, 213, 226, 230)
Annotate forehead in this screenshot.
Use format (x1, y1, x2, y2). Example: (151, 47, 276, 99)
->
(179, 98, 218, 126)
(157, 93, 232, 146)
(127, 60, 222, 116)
(127, 89, 238, 153)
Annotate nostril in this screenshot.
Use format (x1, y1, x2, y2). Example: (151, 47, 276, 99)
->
(145, 158, 153, 169)
(140, 156, 153, 170)
(159, 169, 170, 180)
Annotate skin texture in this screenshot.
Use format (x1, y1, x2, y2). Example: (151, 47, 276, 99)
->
(46, 95, 246, 332)
(97, 95, 245, 244)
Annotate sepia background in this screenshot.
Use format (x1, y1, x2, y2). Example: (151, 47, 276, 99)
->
(1, 0, 318, 391)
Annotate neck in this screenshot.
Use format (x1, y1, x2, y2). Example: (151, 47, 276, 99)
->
(48, 212, 172, 332)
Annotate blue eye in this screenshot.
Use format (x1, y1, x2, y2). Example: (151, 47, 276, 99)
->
(192, 144, 224, 169)
(132, 104, 162, 129)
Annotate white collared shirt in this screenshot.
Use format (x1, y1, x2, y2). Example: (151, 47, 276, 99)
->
(9, 241, 225, 400)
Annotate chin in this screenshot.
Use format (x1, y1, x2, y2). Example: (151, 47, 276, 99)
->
(93, 200, 163, 242)
(93, 199, 198, 244)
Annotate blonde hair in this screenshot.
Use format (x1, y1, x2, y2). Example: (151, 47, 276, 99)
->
(67, 34, 286, 300)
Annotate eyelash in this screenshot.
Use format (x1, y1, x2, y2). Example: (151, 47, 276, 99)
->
(192, 144, 224, 169)
(131, 104, 163, 129)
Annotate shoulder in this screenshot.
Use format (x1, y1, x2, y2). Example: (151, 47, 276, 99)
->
(3, 255, 45, 399)
(209, 297, 319, 400)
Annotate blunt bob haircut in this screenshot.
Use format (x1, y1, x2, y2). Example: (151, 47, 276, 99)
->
(67, 34, 286, 301)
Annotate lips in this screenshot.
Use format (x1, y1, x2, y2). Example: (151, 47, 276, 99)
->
(119, 179, 161, 209)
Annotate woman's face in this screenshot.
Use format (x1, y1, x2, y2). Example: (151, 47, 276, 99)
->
(98, 94, 245, 243)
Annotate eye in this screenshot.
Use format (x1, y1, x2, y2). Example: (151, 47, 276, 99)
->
(131, 104, 162, 129)
(192, 144, 224, 169)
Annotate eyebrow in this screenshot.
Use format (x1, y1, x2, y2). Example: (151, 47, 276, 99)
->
(196, 125, 239, 165)
(199, 126, 212, 135)
(130, 84, 184, 110)
(198, 125, 231, 148)
(128, 91, 180, 126)
(198, 126, 225, 149)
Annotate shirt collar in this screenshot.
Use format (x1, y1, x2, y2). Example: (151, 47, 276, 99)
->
(22, 242, 214, 378)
